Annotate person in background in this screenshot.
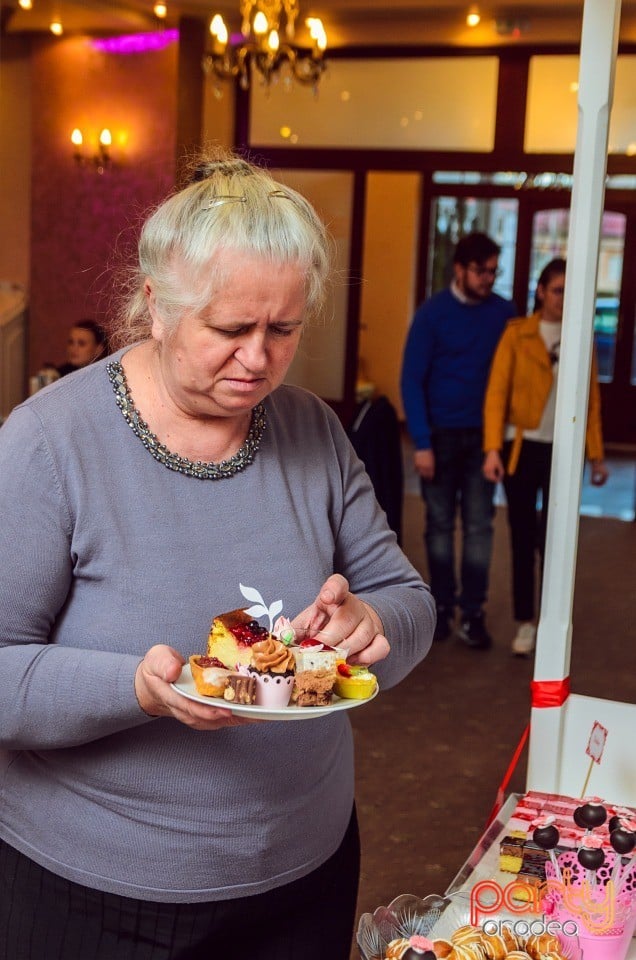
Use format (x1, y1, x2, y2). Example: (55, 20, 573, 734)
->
(0, 152, 434, 960)
(482, 257, 608, 657)
(57, 318, 109, 376)
(401, 232, 517, 650)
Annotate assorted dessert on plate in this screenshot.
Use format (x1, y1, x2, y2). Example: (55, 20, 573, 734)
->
(184, 584, 378, 711)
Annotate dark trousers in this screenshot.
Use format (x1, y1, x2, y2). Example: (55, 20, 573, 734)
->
(421, 427, 495, 617)
(503, 439, 553, 622)
(0, 807, 360, 960)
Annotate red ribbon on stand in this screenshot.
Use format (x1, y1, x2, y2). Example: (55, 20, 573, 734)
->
(530, 677, 571, 708)
(484, 677, 571, 827)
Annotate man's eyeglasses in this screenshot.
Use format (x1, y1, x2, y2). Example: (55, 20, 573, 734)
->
(467, 263, 500, 279)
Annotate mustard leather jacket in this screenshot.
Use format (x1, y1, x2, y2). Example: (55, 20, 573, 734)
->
(483, 313, 604, 475)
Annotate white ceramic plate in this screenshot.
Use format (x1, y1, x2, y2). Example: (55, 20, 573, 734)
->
(171, 663, 378, 721)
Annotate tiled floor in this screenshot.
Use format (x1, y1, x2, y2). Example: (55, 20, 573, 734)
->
(579, 456, 636, 521)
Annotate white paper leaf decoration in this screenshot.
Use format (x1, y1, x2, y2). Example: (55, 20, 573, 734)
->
(269, 599, 283, 620)
(240, 583, 265, 605)
(238, 584, 284, 632)
(244, 604, 268, 620)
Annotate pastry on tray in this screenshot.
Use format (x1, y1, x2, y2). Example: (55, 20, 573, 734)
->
(207, 608, 270, 670)
(189, 655, 231, 697)
(246, 636, 296, 708)
(333, 662, 377, 700)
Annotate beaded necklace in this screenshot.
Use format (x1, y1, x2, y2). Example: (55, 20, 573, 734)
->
(107, 360, 266, 480)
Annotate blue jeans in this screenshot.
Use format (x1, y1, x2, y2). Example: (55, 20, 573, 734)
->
(421, 428, 495, 617)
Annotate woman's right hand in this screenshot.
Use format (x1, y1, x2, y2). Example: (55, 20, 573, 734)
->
(483, 449, 505, 483)
(134, 644, 255, 730)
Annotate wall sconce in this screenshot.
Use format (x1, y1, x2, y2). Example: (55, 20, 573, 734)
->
(71, 127, 113, 174)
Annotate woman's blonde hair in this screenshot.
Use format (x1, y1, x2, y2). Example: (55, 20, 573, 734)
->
(111, 152, 331, 347)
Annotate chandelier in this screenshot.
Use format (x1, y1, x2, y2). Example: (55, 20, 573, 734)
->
(202, 0, 327, 91)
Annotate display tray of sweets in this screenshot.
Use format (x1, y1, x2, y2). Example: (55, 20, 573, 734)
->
(446, 794, 636, 904)
(505, 792, 636, 853)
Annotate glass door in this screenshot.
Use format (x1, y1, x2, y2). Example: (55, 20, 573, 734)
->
(427, 194, 519, 300)
(526, 202, 636, 444)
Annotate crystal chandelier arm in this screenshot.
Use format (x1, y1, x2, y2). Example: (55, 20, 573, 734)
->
(277, 43, 326, 86)
(202, 50, 240, 81)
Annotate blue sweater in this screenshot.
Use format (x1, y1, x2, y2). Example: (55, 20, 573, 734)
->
(400, 288, 516, 450)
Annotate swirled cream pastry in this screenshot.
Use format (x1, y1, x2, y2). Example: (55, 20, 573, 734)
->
(246, 637, 295, 708)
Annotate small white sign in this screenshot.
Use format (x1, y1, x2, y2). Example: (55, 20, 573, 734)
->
(586, 721, 608, 764)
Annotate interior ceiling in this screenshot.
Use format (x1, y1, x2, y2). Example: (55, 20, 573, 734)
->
(3, 0, 636, 44)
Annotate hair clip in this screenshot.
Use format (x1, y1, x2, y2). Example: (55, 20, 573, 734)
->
(201, 194, 248, 210)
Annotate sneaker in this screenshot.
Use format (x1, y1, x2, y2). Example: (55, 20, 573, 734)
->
(512, 622, 536, 656)
(433, 612, 453, 643)
(458, 613, 492, 650)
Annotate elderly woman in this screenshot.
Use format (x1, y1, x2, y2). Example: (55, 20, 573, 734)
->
(0, 155, 434, 960)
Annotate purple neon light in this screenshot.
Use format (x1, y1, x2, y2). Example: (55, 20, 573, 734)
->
(91, 29, 179, 54)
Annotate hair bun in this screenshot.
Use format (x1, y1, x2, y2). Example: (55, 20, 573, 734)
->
(190, 158, 253, 183)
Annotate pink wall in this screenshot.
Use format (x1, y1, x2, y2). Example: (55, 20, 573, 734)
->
(29, 34, 178, 371)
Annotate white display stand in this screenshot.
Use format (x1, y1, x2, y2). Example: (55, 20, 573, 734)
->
(526, 0, 635, 807)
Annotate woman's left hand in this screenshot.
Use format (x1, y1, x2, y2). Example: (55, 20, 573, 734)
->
(590, 459, 609, 486)
(134, 645, 257, 729)
(292, 574, 390, 667)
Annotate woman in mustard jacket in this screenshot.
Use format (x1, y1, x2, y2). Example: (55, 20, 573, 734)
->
(482, 258, 608, 656)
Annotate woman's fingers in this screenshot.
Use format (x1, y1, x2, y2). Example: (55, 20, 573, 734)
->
(292, 574, 350, 634)
(347, 633, 390, 666)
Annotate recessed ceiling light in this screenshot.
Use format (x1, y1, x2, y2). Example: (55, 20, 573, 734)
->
(467, 6, 481, 27)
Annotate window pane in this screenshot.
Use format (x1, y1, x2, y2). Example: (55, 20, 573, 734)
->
(526, 55, 636, 154)
(250, 58, 498, 150)
(525, 56, 579, 153)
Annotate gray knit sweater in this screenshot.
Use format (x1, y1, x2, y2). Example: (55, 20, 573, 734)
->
(0, 352, 434, 902)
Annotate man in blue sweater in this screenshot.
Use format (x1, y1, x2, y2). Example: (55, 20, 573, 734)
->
(401, 233, 516, 649)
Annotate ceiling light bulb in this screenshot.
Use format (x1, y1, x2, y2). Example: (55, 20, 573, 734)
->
(50, 19, 63, 35)
(71, 128, 83, 147)
(19, 0, 33, 9)
(466, 6, 480, 27)
(153, 2, 167, 18)
(267, 29, 279, 52)
(253, 11, 268, 35)
(306, 17, 327, 50)
(99, 128, 112, 148)
(210, 14, 228, 44)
